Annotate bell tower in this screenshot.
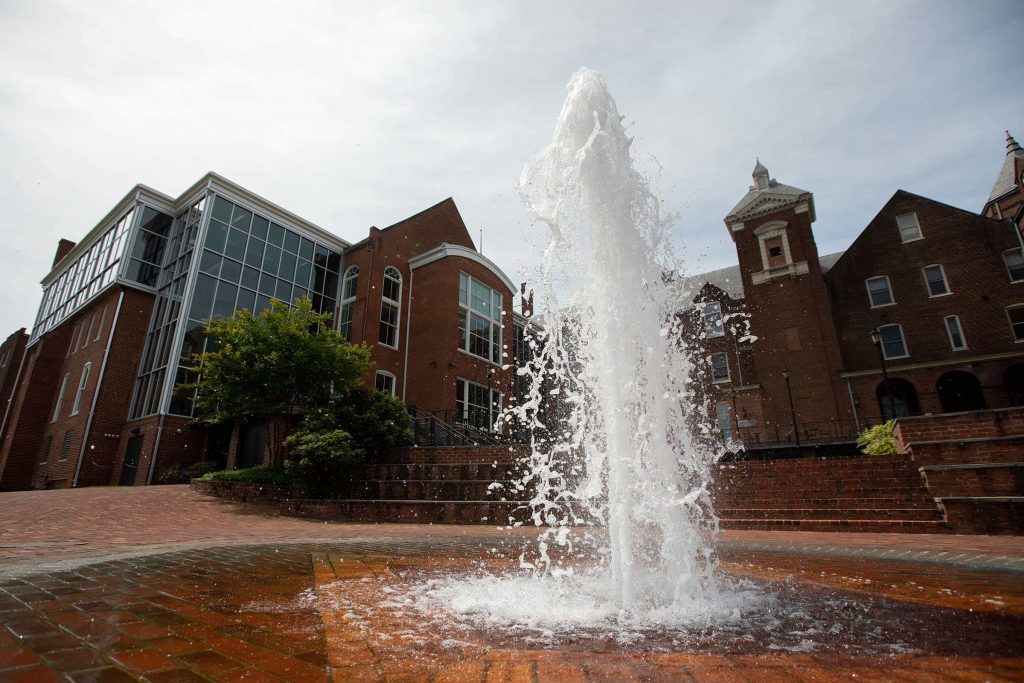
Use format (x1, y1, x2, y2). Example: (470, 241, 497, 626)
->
(723, 160, 850, 439)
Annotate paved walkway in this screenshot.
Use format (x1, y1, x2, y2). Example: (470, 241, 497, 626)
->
(0, 486, 1021, 681)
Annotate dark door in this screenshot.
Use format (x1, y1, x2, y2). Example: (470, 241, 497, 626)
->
(119, 435, 143, 486)
(936, 371, 986, 413)
(237, 423, 267, 469)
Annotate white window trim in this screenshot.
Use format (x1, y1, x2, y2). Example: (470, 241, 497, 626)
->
(865, 276, 895, 309)
(1007, 304, 1024, 343)
(703, 302, 725, 339)
(897, 212, 923, 243)
(53, 373, 70, 422)
(1003, 249, 1024, 284)
(340, 266, 358, 339)
(878, 323, 910, 360)
(455, 376, 503, 430)
(923, 264, 951, 298)
(458, 272, 503, 365)
(753, 222, 792, 271)
(375, 370, 396, 396)
(711, 352, 731, 384)
(71, 362, 92, 416)
(378, 266, 401, 350)
(944, 315, 967, 351)
(716, 402, 733, 442)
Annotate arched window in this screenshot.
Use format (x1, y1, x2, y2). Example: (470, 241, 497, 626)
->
(340, 266, 358, 340)
(876, 377, 920, 419)
(378, 267, 402, 348)
(936, 371, 986, 413)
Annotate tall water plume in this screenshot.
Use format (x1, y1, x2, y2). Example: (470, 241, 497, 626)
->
(425, 68, 743, 634)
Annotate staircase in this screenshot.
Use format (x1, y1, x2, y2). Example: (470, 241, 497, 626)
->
(283, 460, 533, 525)
(712, 454, 951, 533)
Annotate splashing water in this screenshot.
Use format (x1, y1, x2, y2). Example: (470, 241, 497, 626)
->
(424, 68, 754, 634)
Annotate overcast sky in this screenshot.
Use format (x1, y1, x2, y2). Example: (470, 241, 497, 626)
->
(0, 0, 1021, 335)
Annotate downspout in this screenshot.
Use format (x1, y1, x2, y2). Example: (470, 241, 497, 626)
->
(846, 377, 860, 433)
(146, 413, 167, 485)
(402, 269, 414, 401)
(73, 290, 125, 487)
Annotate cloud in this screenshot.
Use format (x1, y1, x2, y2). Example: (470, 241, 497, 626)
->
(0, 0, 1021, 335)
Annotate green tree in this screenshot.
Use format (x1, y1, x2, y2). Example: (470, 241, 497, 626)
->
(188, 298, 372, 465)
(856, 420, 898, 455)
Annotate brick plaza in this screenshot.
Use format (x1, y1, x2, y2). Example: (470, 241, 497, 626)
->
(1, 486, 1022, 681)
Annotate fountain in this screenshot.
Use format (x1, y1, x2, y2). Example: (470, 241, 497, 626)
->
(419, 67, 756, 637)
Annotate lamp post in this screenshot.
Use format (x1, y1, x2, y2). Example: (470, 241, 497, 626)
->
(782, 367, 800, 448)
(870, 328, 893, 420)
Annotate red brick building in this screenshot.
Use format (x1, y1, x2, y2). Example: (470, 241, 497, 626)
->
(692, 132, 1024, 450)
(0, 174, 522, 488)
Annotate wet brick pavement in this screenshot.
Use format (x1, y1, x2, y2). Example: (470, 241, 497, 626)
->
(0, 486, 1021, 681)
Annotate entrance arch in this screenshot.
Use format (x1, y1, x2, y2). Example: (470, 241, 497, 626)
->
(1005, 364, 1024, 406)
(936, 371, 986, 413)
(876, 377, 920, 419)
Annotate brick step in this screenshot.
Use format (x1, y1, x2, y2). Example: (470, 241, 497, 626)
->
(336, 479, 523, 500)
(718, 507, 943, 521)
(716, 460, 916, 473)
(716, 474, 922, 484)
(719, 518, 952, 534)
(351, 463, 524, 482)
(713, 486, 929, 497)
(281, 498, 531, 525)
(712, 497, 938, 510)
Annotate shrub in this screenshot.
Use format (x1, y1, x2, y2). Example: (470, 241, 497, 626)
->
(857, 420, 897, 455)
(156, 461, 219, 485)
(323, 385, 411, 457)
(199, 466, 293, 487)
(284, 426, 363, 499)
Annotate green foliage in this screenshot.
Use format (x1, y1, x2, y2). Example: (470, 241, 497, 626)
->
(322, 385, 412, 457)
(199, 466, 293, 487)
(857, 419, 898, 455)
(156, 461, 218, 485)
(188, 298, 372, 425)
(284, 426, 363, 498)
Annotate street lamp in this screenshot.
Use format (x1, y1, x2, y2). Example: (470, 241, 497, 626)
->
(782, 367, 800, 448)
(870, 328, 893, 420)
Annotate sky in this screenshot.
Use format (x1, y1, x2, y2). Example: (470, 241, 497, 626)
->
(0, 0, 1021, 336)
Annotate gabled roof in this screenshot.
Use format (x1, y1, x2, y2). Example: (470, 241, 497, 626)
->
(725, 160, 814, 224)
(986, 130, 1024, 207)
(345, 197, 472, 252)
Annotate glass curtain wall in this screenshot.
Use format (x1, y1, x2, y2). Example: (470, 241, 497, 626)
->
(129, 196, 207, 419)
(30, 206, 138, 342)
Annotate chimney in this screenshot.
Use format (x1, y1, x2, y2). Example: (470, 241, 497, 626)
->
(520, 283, 534, 317)
(52, 239, 77, 268)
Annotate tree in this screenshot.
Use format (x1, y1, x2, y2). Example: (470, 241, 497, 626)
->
(188, 298, 372, 466)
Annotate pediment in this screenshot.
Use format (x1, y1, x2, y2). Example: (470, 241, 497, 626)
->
(734, 193, 802, 220)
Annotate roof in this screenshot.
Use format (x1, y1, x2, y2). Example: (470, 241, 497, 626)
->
(683, 251, 844, 301)
(345, 197, 469, 252)
(725, 160, 814, 223)
(986, 130, 1024, 206)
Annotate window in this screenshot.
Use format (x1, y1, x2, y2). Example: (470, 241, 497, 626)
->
(944, 316, 966, 351)
(716, 402, 733, 442)
(52, 373, 70, 422)
(375, 371, 395, 396)
(71, 363, 92, 415)
(1004, 249, 1024, 283)
(94, 305, 107, 341)
(704, 302, 724, 338)
(59, 430, 74, 462)
(378, 267, 401, 348)
(923, 264, 950, 297)
(340, 266, 358, 340)
(40, 435, 53, 463)
(896, 213, 922, 242)
(1008, 305, 1024, 342)
(458, 272, 503, 364)
(83, 313, 95, 348)
(877, 324, 908, 359)
(456, 378, 501, 431)
(865, 276, 894, 308)
(711, 352, 730, 382)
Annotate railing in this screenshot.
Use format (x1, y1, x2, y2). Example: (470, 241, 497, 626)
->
(406, 406, 507, 447)
(734, 417, 883, 449)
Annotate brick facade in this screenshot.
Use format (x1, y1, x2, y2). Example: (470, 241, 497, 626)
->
(0, 328, 28, 447)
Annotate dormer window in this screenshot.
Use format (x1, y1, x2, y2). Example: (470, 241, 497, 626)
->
(897, 213, 922, 242)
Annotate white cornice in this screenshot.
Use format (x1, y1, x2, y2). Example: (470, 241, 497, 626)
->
(408, 243, 516, 294)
